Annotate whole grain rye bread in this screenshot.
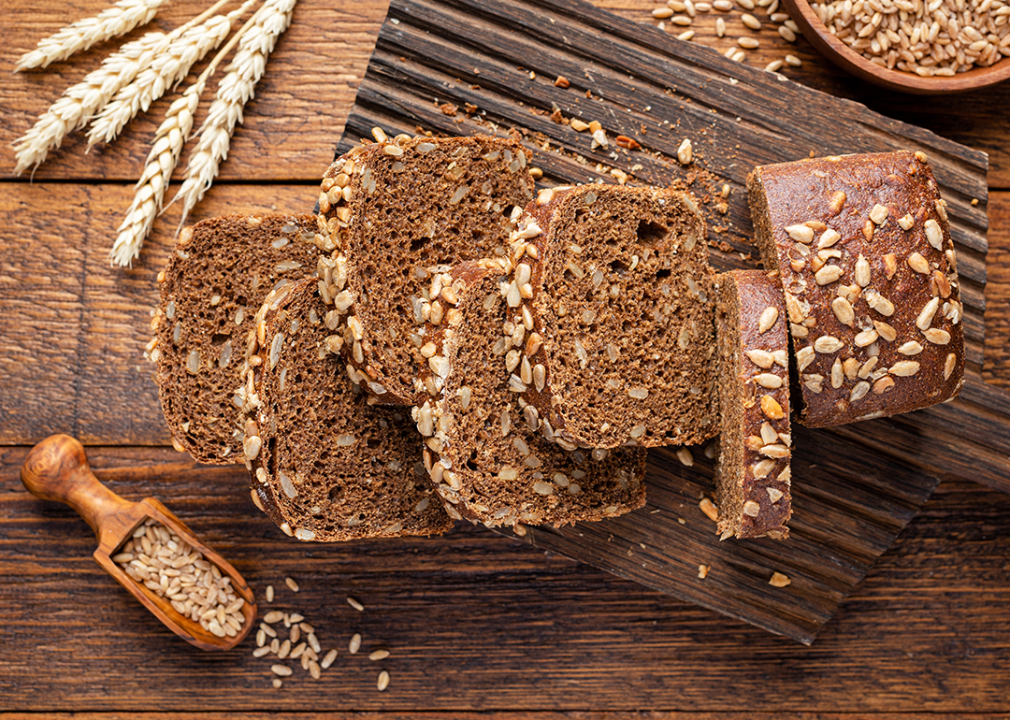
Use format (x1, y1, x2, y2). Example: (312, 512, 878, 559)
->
(315, 134, 536, 406)
(747, 151, 965, 427)
(243, 278, 453, 541)
(714, 271, 792, 540)
(412, 261, 647, 530)
(506, 184, 717, 450)
(150, 214, 322, 464)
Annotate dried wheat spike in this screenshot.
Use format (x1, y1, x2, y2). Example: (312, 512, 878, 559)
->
(16, 0, 166, 72)
(12, 29, 172, 176)
(89, 1, 257, 148)
(168, 0, 298, 232)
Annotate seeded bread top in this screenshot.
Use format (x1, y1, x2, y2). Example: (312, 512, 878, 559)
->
(412, 261, 647, 530)
(245, 278, 453, 542)
(152, 214, 321, 464)
(508, 184, 717, 449)
(315, 135, 536, 406)
(747, 151, 965, 428)
(714, 270, 791, 541)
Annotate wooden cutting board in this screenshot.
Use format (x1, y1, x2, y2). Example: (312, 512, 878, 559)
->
(334, 0, 1001, 644)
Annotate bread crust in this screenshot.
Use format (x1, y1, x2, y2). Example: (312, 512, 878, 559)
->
(747, 151, 965, 428)
(714, 270, 792, 540)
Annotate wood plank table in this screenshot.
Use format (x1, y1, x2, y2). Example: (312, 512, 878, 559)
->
(1, 0, 1009, 716)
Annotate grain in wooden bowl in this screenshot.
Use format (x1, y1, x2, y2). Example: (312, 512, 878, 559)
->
(779, 0, 1010, 93)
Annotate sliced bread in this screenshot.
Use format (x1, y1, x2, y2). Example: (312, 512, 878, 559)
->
(747, 151, 965, 427)
(151, 214, 322, 464)
(412, 261, 647, 530)
(713, 270, 792, 540)
(316, 135, 536, 405)
(507, 184, 717, 450)
(244, 278, 453, 541)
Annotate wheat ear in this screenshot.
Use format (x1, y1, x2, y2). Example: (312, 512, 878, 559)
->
(88, 0, 258, 149)
(166, 0, 296, 233)
(11, 0, 235, 177)
(15, 0, 166, 72)
(109, 2, 261, 267)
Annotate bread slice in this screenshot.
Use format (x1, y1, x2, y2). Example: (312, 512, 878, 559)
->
(412, 261, 647, 530)
(507, 184, 717, 450)
(747, 151, 965, 427)
(714, 270, 792, 540)
(244, 278, 453, 541)
(152, 214, 323, 464)
(316, 135, 536, 405)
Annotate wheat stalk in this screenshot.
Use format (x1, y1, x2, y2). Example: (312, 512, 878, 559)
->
(166, 0, 296, 232)
(11, 0, 234, 177)
(88, 0, 257, 148)
(15, 0, 166, 72)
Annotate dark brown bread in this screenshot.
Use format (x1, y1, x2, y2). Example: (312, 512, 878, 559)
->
(747, 151, 965, 428)
(316, 135, 536, 405)
(244, 278, 453, 541)
(412, 261, 647, 530)
(152, 214, 321, 464)
(508, 184, 716, 450)
(714, 271, 791, 540)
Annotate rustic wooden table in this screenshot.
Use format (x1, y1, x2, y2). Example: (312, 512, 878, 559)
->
(1, 0, 1009, 716)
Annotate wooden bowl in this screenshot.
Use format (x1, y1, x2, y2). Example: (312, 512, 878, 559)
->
(779, 0, 1010, 94)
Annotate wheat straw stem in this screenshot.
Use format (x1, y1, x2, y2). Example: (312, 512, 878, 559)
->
(167, 0, 296, 233)
(15, 0, 166, 72)
(108, 3, 262, 266)
(88, 0, 257, 149)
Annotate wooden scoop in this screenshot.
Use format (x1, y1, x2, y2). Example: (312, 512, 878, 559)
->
(20, 434, 256, 651)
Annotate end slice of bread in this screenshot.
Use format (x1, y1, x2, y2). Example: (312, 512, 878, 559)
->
(714, 270, 792, 540)
(153, 214, 323, 464)
(245, 278, 453, 541)
(316, 135, 536, 406)
(508, 185, 717, 450)
(412, 261, 647, 530)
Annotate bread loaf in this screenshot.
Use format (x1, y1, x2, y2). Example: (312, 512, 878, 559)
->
(412, 261, 647, 529)
(316, 135, 536, 405)
(714, 270, 791, 540)
(507, 184, 717, 449)
(244, 278, 453, 541)
(748, 151, 965, 427)
(152, 214, 321, 464)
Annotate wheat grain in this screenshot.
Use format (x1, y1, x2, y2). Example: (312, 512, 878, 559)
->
(12, 30, 172, 176)
(167, 0, 297, 233)
(15, 0, 166, 72)
(89, 1, 257, 148)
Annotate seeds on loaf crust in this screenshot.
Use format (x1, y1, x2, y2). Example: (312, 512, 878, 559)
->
(412, 261, 647, 530)
(714, 271, 792, 541)
(245, 278, 453, 542)
(747, 151, 965, 428)
(316, 135, 536, 405)
(508, 184, 717, 450)
(151, 214, 321, 464)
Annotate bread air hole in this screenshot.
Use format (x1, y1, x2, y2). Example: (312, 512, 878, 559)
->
(637, 220, 668, 247)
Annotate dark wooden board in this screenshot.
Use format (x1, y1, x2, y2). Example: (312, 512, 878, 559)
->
(1, 446, 1009, 712)
(330, 0, 1008, 643)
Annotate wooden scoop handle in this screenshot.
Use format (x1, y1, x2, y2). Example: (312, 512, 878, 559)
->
(21, 434, 135, 541)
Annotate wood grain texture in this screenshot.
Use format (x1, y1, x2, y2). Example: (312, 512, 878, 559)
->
(1, 446, 1008, 712)
(3, 716, 1009, 720)
(983, 194, 1010, 384)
